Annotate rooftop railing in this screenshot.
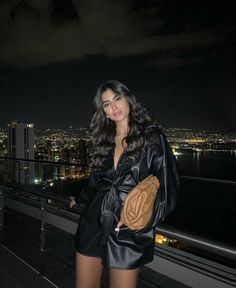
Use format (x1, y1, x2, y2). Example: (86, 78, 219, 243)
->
(0, 156, 236, 287)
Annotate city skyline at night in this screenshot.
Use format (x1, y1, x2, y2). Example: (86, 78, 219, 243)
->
(1, 121, 236, 183)
(1, 122, 236, 160)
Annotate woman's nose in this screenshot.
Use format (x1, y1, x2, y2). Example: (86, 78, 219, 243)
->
(111, 101, 117, 110)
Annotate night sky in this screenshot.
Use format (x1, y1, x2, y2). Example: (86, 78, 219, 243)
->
(0, 0, 235, 130)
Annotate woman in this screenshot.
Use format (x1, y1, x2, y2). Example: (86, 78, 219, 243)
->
(74, 80, 179, 288)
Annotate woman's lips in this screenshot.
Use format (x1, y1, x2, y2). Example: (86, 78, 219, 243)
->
(112, 111, 122, 117)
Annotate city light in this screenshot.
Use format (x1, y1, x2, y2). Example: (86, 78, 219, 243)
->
(1, 125, 236, 184)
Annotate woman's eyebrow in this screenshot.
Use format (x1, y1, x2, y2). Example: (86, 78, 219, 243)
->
(102, 95, 118, 104)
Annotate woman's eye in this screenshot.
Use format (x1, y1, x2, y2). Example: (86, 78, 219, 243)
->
(114, 96, 121, 101)
(103, 103, 110, 109)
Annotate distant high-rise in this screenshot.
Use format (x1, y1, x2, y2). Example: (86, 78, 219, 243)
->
(8, 121, 35, 184)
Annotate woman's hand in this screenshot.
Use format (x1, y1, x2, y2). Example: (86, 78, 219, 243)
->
(69, 196, 77, 209)
(115, 220, 123, 233)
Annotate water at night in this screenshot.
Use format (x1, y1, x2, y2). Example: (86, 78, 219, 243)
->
(165, 149, 236, 248)
(176, 150, 236, 181)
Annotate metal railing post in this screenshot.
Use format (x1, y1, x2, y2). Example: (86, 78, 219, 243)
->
(40, 197, 47, 275)
(0, 185, 5, 227)
(0, 185, 5, 244)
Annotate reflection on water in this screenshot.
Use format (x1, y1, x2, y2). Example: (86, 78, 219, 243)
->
(192, 151, 200, 170)
(165, 151, 236, 249)
(176, 150, 236, 181)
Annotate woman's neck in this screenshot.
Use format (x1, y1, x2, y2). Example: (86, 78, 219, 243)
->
(116, 121, 129, 137)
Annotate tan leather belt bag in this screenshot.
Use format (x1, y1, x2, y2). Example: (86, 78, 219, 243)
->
(120, 175, 160, 230)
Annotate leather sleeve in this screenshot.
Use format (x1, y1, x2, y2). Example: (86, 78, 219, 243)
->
(75, 173, 97, 214)
(148, 131, 180, 228)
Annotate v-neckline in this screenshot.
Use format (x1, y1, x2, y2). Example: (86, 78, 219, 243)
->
(113, 146, 126, 172)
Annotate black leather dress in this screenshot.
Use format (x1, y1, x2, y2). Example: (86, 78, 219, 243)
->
(75, 126, 179, 269)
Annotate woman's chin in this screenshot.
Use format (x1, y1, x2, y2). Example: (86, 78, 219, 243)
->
(112, 115, 129, 123)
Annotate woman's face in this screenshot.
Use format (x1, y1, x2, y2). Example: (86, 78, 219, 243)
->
(101, 89, 130, 124)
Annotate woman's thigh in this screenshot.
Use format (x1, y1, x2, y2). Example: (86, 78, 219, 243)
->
(75, 252, 103, 288)
(109, 267, 140, 288)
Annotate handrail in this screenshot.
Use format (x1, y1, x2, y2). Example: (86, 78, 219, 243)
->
(1, 157, 236, 265)
(181, 175, 236, 186)
(1, 156, 236, 185)
(0, 156, 89, 168)
(1, 182, 69, 204)
(1, 182, 236, 264)
(156, 225, 236, 261)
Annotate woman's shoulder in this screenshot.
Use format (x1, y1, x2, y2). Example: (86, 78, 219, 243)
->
(144, 124, 166, 146)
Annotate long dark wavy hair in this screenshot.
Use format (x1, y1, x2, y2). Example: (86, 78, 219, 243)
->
(89, 80, 155, 169)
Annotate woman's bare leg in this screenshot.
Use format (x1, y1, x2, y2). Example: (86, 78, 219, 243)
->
(75, 252, 103, 288)
(109, 268, 140, 288)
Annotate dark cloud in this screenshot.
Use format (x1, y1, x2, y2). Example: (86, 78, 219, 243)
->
(0, 1, 235, 130)
(0, 0, 235, 67)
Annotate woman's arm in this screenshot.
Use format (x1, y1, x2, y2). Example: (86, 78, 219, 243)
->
(70, 173, 97, 214)
(149, 132, 180, 228)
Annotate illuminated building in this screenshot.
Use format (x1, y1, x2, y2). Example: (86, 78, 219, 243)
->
(8, 121, 35, 184)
